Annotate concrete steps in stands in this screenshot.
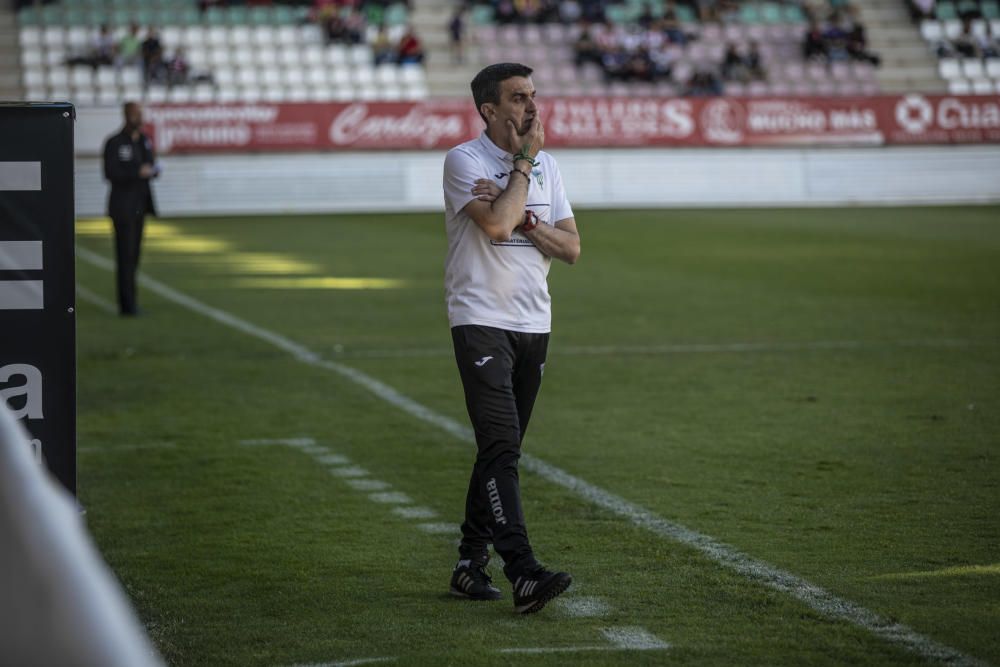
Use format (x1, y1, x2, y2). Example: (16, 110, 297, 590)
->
(0, 8, 24, 100)
(411, 0, 480, 97)
(855, 0, 945, 92)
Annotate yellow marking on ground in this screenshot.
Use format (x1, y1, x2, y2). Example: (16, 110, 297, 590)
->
(233, 277, 405, 290)
(77, 219, 400, 288)
(872, 564, 1000, 580)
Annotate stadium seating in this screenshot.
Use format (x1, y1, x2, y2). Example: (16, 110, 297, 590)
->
(469, 6, 880, 97)
(917, 16, 1000, 93)
(17, 0, 429, 105)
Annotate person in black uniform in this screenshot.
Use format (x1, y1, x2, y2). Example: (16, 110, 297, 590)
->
(102, 101, 158, 316)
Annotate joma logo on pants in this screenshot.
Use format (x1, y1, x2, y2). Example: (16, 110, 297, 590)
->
(486, 477, 507, 526)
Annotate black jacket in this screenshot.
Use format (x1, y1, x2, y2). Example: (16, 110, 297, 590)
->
(103, 128, 157, 220)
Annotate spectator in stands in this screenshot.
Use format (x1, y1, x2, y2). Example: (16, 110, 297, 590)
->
(906, 0, 936, 21)
(721, 41, 765, 82)
(558, 0, 582, 23)
(976, 21, 1000, 58)
(141, 26, 165, 84)
(495, 0, 518, 24)
(803, 20, 827, 61)
(372, 24, 396, 65)
(449, 7, 466, 64)
(166, 48, 190, 86)
(70, 23, 116, 69)
(822, 20, 851, 62)
(117, 23, 143, 69)
(951, 17, 980, 57)
(396, 26, 425, 64)
(324, 10, 364, 45)
(846, 16, 881, 65)
(573, 26, 603, 67)
(660, 3, 688, 44)
(684, 68, 723, 96)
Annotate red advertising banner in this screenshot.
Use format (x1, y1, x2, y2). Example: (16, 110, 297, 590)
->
(145, 94, 1000, 154)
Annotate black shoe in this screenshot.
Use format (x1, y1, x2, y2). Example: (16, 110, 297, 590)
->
(450, 559, 502, 601)
(512, 567, 572, 614)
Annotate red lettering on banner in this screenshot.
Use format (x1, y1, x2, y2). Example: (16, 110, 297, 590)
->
(145, 95, 1000, 154)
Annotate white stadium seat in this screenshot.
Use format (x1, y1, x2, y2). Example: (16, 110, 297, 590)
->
(287, 86, 310, 101)
(207, 26, 228, 48)
(71, 68, 93, 87)
(375, 64, 398, 85)
(283, 68, 306, 86)
(162, 27, 183, 47)
(237, 68, 258, 87)
(20, 49, 43, 68)
(183, 26, 206, 49)
(947, 79, 971, 94)
(962, 59, 985, 79)
(254, 46, 277, 67)
(986, 59, 1000, 78)
(306, 67, 328, 86)
(217, 87, 239, 103)
(19, 27, 41, 48)
(353, 66, 375, 86)
(276, 26, 296, 46)
(260, 67, 282, 87)
(329, 68, 351, 86)
(23, 68, 45, 88)
(167, 87, 193, 103)
(193, 85, 215, 103)
(297, 24, 324, 45)
(972, 78, 994, 94)
(943, 19, 963, 40)
(66, 27, 89, 51)
(145, 87, 168, 103)
(920, 20, 943, 42)
(308, 85, 335, 102)
(399, 65, 424, 85)
(279, 48, 301, 68)
(98, 89, 121, 106)
(96, 68, 116, 87)
(210, 47, 231, 68)
(350, 45, 373, 66)
(230, 26, 252, 47)
(379, 84, 403, 100)
(263, 88, 285, 102)
(252, 26, 276, 47)
(120, 67, 142, 87)
(45, 48, 67, 68)
(938, 58, 962, 79)
(43, 27, 65, 48)
(326, 45, 348, 66)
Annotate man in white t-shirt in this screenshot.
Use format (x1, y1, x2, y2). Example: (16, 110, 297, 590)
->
(442, 63, 580, 614)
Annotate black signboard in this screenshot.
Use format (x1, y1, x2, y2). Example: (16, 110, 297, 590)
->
(0, 103, 77, 495)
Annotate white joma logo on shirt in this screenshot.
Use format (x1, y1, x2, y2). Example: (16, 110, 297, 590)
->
(474, 356, 493, 367)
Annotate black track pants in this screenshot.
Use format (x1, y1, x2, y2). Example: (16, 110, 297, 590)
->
(451, 324, 548, 578)
(112, 214, 145, 315)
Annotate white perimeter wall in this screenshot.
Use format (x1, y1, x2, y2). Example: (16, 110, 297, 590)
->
(73, 108, 1000, 216)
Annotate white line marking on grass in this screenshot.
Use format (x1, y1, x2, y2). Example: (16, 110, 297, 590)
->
(498, 646, 616, 654)
(316, 454, 352, 466)
(301, 445, 332, 456)
(391, 506, 438, 520)
(417, 523, 458, 535)
(601, 626, 671, 650)
(327, 339, 985, 360)
(345, 479, 391, 491)
(240, 438, 317, 447)
(368, 491, 412, 504)
(555, 596, 612, 618)
(328, 466, 370, 478)
(77, 443, 177, 453)
(287, 658, 396, 667)
(76, 246, 984, 667)
(75, 283, 118, 314)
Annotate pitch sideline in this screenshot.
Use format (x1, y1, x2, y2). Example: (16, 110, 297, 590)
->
(76, 246, 984, 667)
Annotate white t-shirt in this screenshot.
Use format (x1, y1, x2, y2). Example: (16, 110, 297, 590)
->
(443, 131, 574, 333)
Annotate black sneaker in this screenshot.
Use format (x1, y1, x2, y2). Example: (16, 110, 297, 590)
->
(450, 559, 502, 601)
(512, 568, 572, 614)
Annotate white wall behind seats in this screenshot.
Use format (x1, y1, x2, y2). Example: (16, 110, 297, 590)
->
(75, 145, 1000, 218)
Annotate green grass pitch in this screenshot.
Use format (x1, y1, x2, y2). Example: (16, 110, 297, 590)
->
(73, 206, 999, 666)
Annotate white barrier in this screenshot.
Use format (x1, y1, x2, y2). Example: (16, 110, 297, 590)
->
(0, 406, 163, 667)
(73, 144, 1000, 218)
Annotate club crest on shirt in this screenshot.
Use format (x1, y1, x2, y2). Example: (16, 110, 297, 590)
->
(118, 144, 133, 161)
(532, 168, 543, 187)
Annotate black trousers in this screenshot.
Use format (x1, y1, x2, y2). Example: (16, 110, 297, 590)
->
(112, 213, 145, 315)
(451, 324, 549, 579)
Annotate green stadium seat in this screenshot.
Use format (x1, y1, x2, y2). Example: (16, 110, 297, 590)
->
(177, 8, 202, 26)
(273, 6, 296, 25)
(226, 6, 248, 25)
(760, 2, 783, 23)
(204, 6, 225, 24)
(983, 1, 1000, 18)
(739, 3, 761, 22)
(18, 6, 40, 25)
(675, 3, 697, 22)
(783, 4, 807, 23)
(470, 4, 495, 25)
(935, 1, 958, 19)
(40, 5, 63, 24)
(249, 6, 272, 25)
(385, 3, 409, 26)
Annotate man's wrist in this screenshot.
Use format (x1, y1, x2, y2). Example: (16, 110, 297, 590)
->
(510, 168, 531, 181)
